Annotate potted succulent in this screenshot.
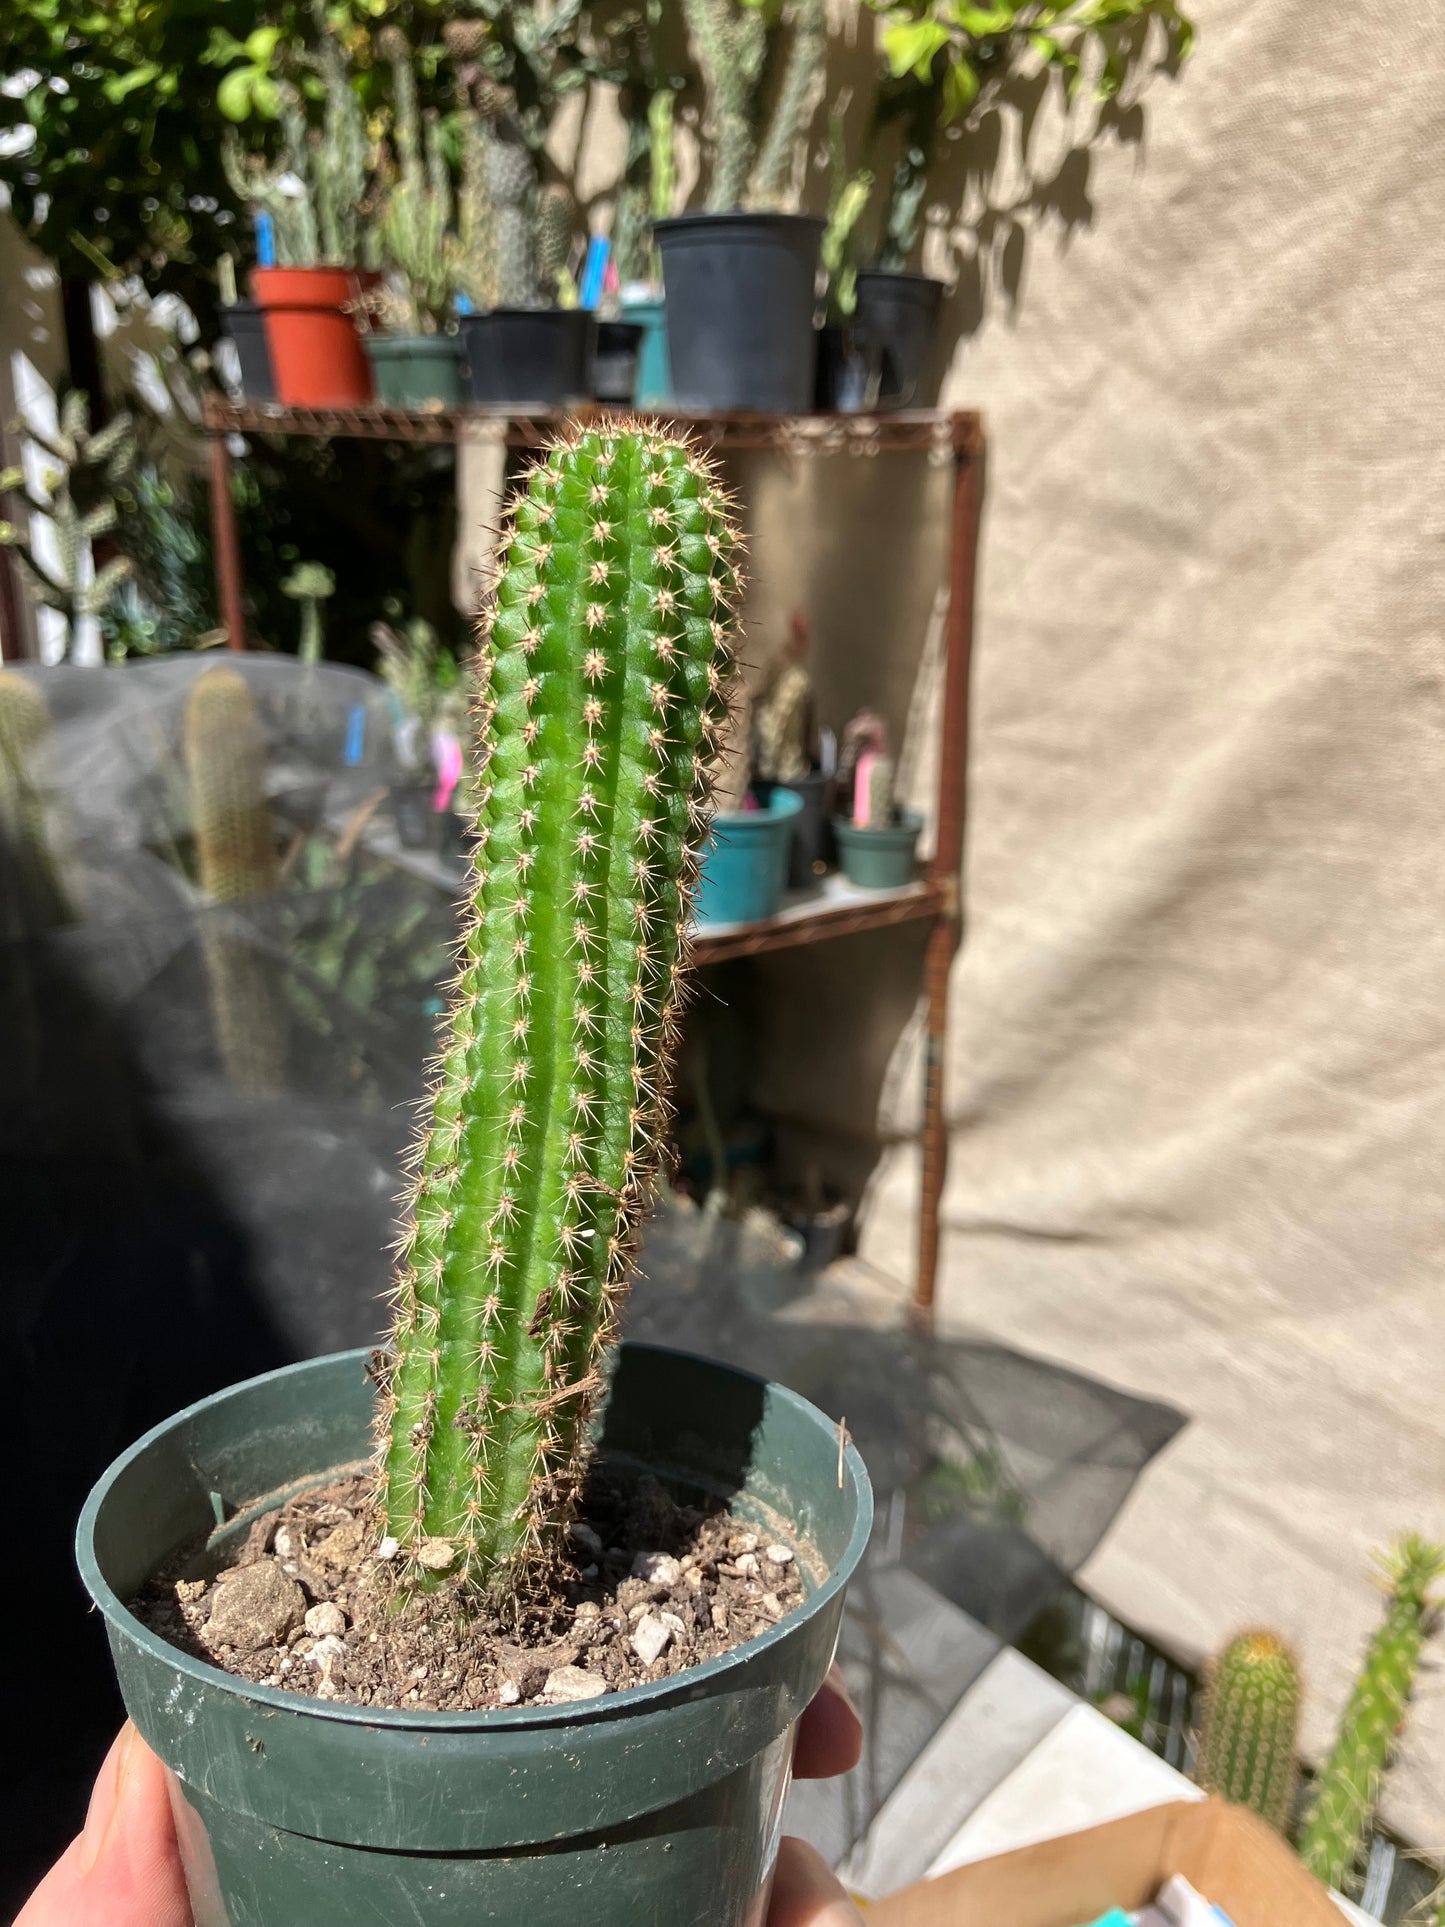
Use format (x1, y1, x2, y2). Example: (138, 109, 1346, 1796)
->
(855, 0, 1196, 404)
(76, 425, 871, 1926)
(657, 0, 827, 412)
(372, 615, 471, 852)
(222, 19, 376, 408)
(833, 711, 922, 888)
(694, 682, 803, 928)
(446, 20, 594, 407)
(366, 27, 466, 408)
(751, 611, 832, 886)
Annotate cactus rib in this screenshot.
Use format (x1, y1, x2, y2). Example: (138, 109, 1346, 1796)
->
(1194, 1630, 1302, 1833)
(377, 424, 740, 1601)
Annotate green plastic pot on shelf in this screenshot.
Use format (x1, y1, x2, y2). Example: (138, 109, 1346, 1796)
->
(77, 1344, 872, 1927)
(833, 810, 924, 890)
(364, 333, 465, 407)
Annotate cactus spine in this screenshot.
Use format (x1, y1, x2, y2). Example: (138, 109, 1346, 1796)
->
(186, 668, 287, 1097)
(0, 672, 72, 939)
(1194, 1631, 1302, 1833)
(376, 27, 456, 332)
(1299, 1536, 1445, 1893)
(377, 424, 740, 1598)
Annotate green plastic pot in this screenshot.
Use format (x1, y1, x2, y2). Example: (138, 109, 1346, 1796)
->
(77, 1343, 871, 1927)
(365, 332, 465, 407)
(833, 810, 924, 890)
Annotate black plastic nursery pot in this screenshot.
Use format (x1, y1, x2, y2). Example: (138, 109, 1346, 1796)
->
(461, 308, 595, 408)
(223, 299, 277, 404)
(814, 324, 880, 414)
(755, 772, 835, 888)
(77, 1343, 871, 1927)
(591, 319, 645, 404)
(654, 214, 824, 414)
(853, 271, 945, 409)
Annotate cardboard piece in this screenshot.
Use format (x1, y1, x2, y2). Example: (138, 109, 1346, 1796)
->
(866, 1800, 1343, 1927)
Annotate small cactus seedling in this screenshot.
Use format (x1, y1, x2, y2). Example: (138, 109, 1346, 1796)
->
(374, 26, 458, 333)
(856, 751, 896, 829)
(186, 667, 287, 1096)
(376, 423, 739, 1599)
(1194, 1630, 1302, 1833)
(281, 562, 335, 664)
(1299, 1535, 1445, 1893)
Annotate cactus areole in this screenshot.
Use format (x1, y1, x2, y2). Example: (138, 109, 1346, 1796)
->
(378, 424, 739, 1601)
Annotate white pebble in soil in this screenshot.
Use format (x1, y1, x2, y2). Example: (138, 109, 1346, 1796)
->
(734, 1553, 760, 1577)
(376, 1536, 400, 1562)
(631, 1552, 682, 1589)
(630, 1614, 674, 1668)
(304, 1603, 347, 1639)
(497, 1680, 521, 1707)
(543, 1666, 609, 1703)
(765, 1545, 794, 1566)
(306, 1635, 347, 1671)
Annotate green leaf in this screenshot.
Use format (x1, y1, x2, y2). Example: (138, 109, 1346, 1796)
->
(216, 68, 256, 123)
(243, 27, 284, 63)
(953, 4, 1017, 32)
(882, 18, 951, 80)
(101, 63, 161, 106)
(942, 57, 979, 117)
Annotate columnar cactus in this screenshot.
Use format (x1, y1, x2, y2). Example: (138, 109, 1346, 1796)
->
(754, 627, 812, 784)
(748, 0, 826, 210)
(1194, 1631, 1302, 1833)
(1299, 1536, 1445, 1893)
(375, 26, 457, 332)
(377, 424, 739, 1598)
(534, 183, 576, 304)
(448, 20, 499, 311)
(186, 667, 287, 1096)
(490, 134, 538, 307)
(683, 0, 824, 213)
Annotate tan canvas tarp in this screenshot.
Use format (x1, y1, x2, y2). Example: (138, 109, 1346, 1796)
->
(850, 0, 1445, 1855)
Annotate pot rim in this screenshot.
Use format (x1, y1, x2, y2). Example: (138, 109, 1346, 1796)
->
(854, 268, 946, 290)
(77, 1342, 872, 1736)
(832, 809, 925, 836)
(653, 212, 826, 238)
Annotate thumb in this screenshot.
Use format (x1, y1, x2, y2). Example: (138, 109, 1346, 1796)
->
(768, 1836, 865, 1927)
(15, 1723, 192, 1927)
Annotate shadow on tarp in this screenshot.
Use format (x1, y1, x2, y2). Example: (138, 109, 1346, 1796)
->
(626, 1206, 1187, 1868)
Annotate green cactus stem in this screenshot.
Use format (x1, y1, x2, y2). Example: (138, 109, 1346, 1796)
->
(377, 424, 740, 1599)
(1299, 1536, 1445, 1894)
(448, 20, 499, 312)
(1194, 1630, 1302, 1833)
(747, 0, 825, 210)
(0, 672, 73, 940)
(490, 133, 538, 307)
(534, 182, 576, 305)
(754, 617, 813, 784)
(375, 26, 456, 332)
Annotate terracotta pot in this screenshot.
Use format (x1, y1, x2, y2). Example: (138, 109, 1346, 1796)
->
(251, 267, 374, 408)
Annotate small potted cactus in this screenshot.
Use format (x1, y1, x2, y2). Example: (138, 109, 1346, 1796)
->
(366, 27, 466, 408)
(751, 610, 832, 887)
(76, 425, 871, 1927)
(448, 22, 593, 408)
(833, 710, 923, 889)
(656, 0, 827, 412)
(223, 18, 377, 408)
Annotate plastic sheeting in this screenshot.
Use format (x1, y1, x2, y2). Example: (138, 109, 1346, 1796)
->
(0, 654, 1177, 1908)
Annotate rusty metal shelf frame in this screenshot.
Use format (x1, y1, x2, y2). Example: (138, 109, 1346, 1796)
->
(201, 396, 983, 1324)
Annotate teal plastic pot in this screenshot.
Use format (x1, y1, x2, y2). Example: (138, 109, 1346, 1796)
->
(622, 297, 672, 405)
(77, 1343, 871, 1927)
(833, 810, 924, 890)
(364, 333, 465, 407)
(694, 789, 802, 926)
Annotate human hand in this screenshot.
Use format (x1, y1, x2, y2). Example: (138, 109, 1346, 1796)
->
(16, 1670, 864, 1927)
(769, 1665, 866, 1926)
(14, 1723, 190, 1927)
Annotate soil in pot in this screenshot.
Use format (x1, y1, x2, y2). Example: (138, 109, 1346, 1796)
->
(137, 1463, 807, 1712)
(654, 214, 823, 413)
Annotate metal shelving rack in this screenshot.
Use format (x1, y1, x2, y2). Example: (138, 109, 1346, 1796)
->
(201, 395, 983, 1324)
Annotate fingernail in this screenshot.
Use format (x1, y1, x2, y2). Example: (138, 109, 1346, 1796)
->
(80, 1724, 137, 1874)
